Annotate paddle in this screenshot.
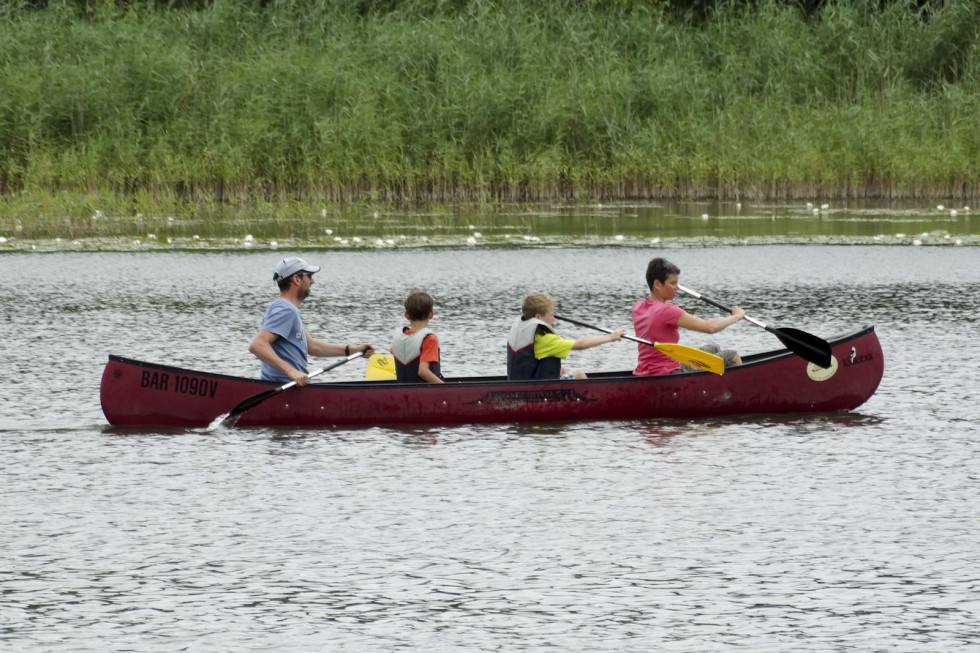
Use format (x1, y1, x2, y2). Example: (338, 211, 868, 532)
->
(366, 352, 397, 380)
(209, 351, 365, 429)
(677, 284, 832, 368)
(554, 314, 725, 375)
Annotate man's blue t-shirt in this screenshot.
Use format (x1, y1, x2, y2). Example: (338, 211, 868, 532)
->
(259, 299, 308, 382)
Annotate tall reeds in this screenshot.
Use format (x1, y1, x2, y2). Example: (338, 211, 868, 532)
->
(0, 0, 978, 216)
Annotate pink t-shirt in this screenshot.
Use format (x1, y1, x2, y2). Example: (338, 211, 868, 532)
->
(632, 297, 685, 376)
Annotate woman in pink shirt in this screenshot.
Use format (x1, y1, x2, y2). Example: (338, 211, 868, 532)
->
(633, 258, 746, 376)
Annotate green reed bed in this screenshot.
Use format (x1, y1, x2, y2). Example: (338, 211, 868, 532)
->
(1, 0, 979, 239)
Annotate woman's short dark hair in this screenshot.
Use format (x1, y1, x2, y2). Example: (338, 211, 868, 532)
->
(645, 257, 680, 290)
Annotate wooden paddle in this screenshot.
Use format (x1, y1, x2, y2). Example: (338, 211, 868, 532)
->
(209, 351, 365, 429)
(677, 284, 832, 368)
(366, 352, 397, 380)
(554, 314, 725, 375)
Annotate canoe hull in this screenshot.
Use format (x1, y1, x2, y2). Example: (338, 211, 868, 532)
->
(100, 327, 884, 428)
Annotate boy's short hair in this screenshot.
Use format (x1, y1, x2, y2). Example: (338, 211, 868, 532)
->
(404, 291, 435, 321)
(645, 257, 681, 290)
(521, 291, 554, 320)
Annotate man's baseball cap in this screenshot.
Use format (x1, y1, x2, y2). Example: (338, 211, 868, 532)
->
(273, 257, 320, 283)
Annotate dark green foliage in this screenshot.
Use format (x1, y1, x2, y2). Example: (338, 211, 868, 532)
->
(903, 0, 978, 89)
(0, 0, 977, 204)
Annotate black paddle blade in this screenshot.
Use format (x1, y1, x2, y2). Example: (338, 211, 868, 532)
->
(770, 326, 832, 368)
(226, 387, 282, 420)
(213, 353, 364, 428)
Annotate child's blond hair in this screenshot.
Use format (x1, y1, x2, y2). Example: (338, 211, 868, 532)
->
(521, 292, 554, 320)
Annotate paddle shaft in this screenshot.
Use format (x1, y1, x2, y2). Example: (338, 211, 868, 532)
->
(677, 284, 767, 329)
(554, 314, 652, 347)
(225, 351, 364, 420)
(553, 314, 725, 375)
(676, 284, 832, 367)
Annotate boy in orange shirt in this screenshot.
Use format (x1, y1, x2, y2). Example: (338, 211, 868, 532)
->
(391, 291, 444, 383)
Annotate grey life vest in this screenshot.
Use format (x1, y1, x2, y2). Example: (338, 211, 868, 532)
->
(506, 317, 562, 380)
(392, 327, 442, 382)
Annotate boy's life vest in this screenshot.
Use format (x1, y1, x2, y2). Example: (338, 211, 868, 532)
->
(392, 327, 443, 382)
(506, 317, 562, 380)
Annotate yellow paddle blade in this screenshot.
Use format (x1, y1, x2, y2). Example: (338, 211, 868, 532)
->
(654, 342, 725, 375)
(365, 352, 397, 380)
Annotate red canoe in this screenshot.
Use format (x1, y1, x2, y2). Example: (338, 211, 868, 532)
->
(100, 326, 883, 428)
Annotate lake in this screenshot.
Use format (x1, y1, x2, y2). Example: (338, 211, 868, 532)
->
(2, 243, 978, 651)
(3, 198, 978, 250)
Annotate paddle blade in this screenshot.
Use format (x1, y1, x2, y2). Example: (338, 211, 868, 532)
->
(209, 386, 284, 430)
(654, 342, 725, 375)
(771, 327, 832, 368)
(211, 352, 364, 429)
(678, 284, 833, 368)
(366, 353, 397, 380)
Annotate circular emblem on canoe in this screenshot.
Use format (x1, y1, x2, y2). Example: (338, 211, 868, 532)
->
(806, 355, 838, 382)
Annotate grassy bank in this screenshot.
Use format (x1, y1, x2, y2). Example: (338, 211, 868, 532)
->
(1, 0, 979, 230)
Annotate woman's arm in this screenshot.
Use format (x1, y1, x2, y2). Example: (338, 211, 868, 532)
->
(677, 307, 745, 334)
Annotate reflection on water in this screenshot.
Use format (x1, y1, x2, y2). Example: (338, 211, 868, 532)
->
(621, 412, 886, 443)
(2, 200, 978, 250)
(2, 245, 979, 651)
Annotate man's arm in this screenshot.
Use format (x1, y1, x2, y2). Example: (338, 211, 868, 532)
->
(307, 336, 345, 358)
(249, 330, 308, 385)
(308, 335, 376, 358)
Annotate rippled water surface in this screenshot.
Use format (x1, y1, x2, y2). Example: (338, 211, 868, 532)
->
(2, 246, 978, 651)
(3, 199, 979, 250)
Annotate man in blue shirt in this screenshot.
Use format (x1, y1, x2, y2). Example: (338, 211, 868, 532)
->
(249, 257, 374, 384)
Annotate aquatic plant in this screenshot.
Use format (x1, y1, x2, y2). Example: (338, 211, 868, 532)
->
(0, 0, 978, 230)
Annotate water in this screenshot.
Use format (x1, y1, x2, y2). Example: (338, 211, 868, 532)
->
(2, 245, 979, 651)
(3, 199, 979, 249)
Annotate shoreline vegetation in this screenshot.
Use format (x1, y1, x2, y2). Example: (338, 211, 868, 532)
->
(1, 0, 979, 240)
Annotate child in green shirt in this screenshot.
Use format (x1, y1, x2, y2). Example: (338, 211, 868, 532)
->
(506, 291, 625, 380)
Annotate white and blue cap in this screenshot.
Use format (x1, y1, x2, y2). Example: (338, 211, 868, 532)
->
(273, 257, 321, 283)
